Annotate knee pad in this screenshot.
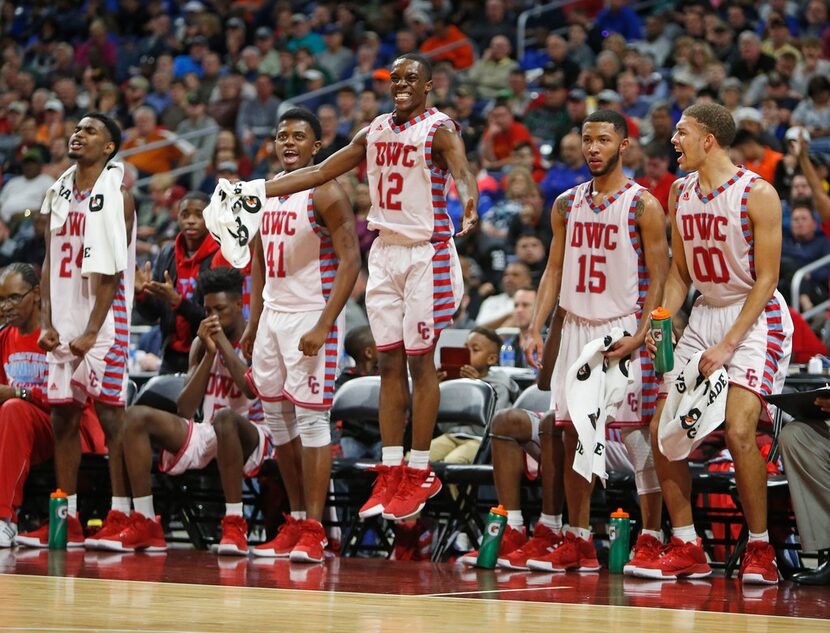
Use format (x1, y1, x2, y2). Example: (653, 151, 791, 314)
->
(621, 427, 660, 495)
(262, 400, 298, 446)
(295, 406, 331, 448)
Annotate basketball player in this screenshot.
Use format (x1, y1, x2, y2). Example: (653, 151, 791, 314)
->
(17, 114, 136, 549)
(229, 54, 478, 521)
(524, 110, 668, 572)
(238, 108, 360, 564)
(99, 267, 272, 554)
(636, 103, 792, 584)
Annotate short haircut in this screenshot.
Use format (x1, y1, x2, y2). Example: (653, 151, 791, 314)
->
(513, 141, 535, 154)
(198, 266, 244, 298)
(514, 285, 537, 294)
(643, 141, 669, 159)
(683, 102, 736, 147)
(393, 52, 432, 79)
(181, 191, 209, 206)
(470, 326, 502, 352)
(0, 262, 39, 288)
(344, 325, 375, 361)
(583, 109, 628, 138)
(83, 112, 122, 160)
(278, 107, 322, 141)
(732, 129, 760, 147)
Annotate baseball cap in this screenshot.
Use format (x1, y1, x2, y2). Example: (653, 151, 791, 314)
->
(290, 13, 307, 24)
(226, 17, 245, 29)
(785, 126, 810, 144)
(455, 85, 475, 98)
(372, 69, 391, 81)
(186, 93, 205, 105)
(303, 69, 325, 82)
(322, 24, 342, 35)
(568, 88, 587, 102)
(45, 98, 64, 113)
(127, 75, 150, 91)
(596, 89, 621, 103)
(188, 35, 209, 48)
(8, 101, 26, 114)
(672, 68, 696, 87)
(734, 106, 762, 124)
(217, 161, 238, 172)
(255, 26, 273, 39)
(22, 149, 44, 164)
(541, 77, 565, 90)
(183, 1, 205, 12)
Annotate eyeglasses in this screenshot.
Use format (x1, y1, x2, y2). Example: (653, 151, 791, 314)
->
(0, 286, 36, 307)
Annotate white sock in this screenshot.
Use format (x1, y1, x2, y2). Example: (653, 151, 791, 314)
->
(539, 513, 563, 532)
(506, 510, 524, 530)
(571, 526, 591, 541)
(67, 494, 77, 518)
(672, 524, 698, 543)
(382, 446, 404, 467)
(641, 529, 663, 542)
(748, 530, 769, 543)
(291, 511, 307, 521)
(408, 449, 430, 471)
(133, 495, 155, 520)
(111, 497, 131, 515)
(225, 502, 243, 517)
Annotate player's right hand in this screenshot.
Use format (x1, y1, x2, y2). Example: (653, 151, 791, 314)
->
(197, 316, 220, 354)
(240, 322, 257, 360)
(38, 327, 60, 352)
(645, 330, 657, 359)
(522, 329, 544, 369)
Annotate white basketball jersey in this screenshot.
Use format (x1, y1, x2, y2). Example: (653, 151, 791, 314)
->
(675, 168, 759, 306)
(260, 186, 336, 312)
(49, 184, 136, 342)
(560, 180, 649, 321)
(365, 107, 456, 243)
(202, 344, 264, 426)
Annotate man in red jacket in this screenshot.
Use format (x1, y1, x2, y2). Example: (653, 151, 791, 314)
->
(0, 263, 104, 547)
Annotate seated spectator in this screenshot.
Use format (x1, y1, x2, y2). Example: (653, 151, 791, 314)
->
(315, 105, 350, 164)
(524, 77, 571, 148)
(467, 35, 519, 101)
(479, 102, 539, 172)
(502, 142, 544, 184)
(35, 99, 65, 147)
(432, 327, 520, 465)
(134, 192, 224, 374)
(731, 129, 784, 184)
(335, 86, 360, 137)
(287, 13, 326, 55)
(236, 74, 281, 157)
(135, 175, 185, 263)
(122, 106, 195, 177)
(420, 16, 474, 70)
(499, 286, 538, 367)
(508, 185, 552, 250)
(734, 106, 784, 153)
(539, 131, 591, 210)
(207, 75, 243, 130)
(0, 263, 104, 547)
(0, 150, 53, 231)
(512, 235, 546, 286)
(780, 204, 830, 310)
(453, 85, 486, 151)
(477, 261, 533, 330)
(481, 168, 535, 243)
(335, 326, 381, 461)
(253, 27, 282, 78)
(636, 142, 678, 216)
(466, 0, 517, 53)
(792, 76, 830, 139)
(731, 31, 776, 81)
(108, 268, 272, 556)
(594, 0, 643, 41)
(177, 94, 219, 190)
(617, 71, 652, 122)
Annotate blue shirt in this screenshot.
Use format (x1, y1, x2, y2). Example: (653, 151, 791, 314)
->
(540, 163, 592, 209)
(594, 7, 643, 40)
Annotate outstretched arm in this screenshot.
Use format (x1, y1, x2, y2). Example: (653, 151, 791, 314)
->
(433, 124, 479, 236)
(797, 133, 830, 224)
(263, 129, 368, 198)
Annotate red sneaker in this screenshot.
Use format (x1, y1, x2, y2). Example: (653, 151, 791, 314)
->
(527, 531, 599, 572)
(16, 515, 85, 549)
(381, 466, 442, 521)
(98, 514, 166, 552)
(252, 514, 302, 558)
(457, 525, 527, 566)
(358, 464, 403, 519)
(84, 510, 131, 550)
(391, 519, 433, 561)
(289, 519, 327, 564)
(499, 523, 562, 570)
(634, 537, 711, 580)
(217, 515, 249, 556)
(740, 541, 779, 585)
(623, 533, 664, 576)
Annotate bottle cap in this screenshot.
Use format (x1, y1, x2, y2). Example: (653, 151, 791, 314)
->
(610, 507, 629, 518)
(651, 307, 670, 321)
(50, 488, 68, 499)
(489, 505, 508, 516)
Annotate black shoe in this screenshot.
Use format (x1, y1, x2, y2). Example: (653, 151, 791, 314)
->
(791, 552, 830, 586)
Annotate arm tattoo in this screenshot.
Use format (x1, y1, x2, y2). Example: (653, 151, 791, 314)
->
(634, 196, 646, 219)
(555, 195, 569, 217)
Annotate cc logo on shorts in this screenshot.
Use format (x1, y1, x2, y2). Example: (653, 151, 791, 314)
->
(417, 322, 431, 341)
(308, 376, 320, 395)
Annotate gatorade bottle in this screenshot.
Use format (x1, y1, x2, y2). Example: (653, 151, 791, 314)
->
(609, 508, 631, 573)
(48, 489, 69, 550)
(476, 505, 508, 569)
(650, 307, 674, 374)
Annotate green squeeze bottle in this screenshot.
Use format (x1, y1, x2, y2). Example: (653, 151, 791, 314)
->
(650, 307, 674, 374)
(48, 489, 69, 550)
(609, 508, 631, 573)
(476, 505, 508, 569)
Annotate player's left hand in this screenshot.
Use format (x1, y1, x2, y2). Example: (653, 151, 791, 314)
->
(604, 335, 642, 360)
(698, 341, 735, 378)
(459, 365, 481, 379)
(298, 323, 328, 357)
(69, 331, 97, 357)
(146, 270, 182, 307)
(455, 197, 479, 237)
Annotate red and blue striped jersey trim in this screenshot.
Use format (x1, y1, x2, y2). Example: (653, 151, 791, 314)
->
(307, 189, 339, 302)
(431, 241, 456, 334)
(425, 117, 453, 242)
(761, 296, 786, 396)
(322, 321, 339, 408)
(694, 168, 746, 204)
(586, 180, 633, 214)
(626, 187, 649, 317)
(387, 107, 438, 133)
(100, 272, 130, 403)
(740, 175, 758, 280)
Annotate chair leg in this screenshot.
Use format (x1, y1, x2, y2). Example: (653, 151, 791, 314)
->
(725, 527, 747, 578)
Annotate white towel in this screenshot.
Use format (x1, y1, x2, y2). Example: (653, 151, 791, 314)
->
(565, 327, 633, 485)
(41, 162, 127, 275)
(204, 178, 267, 268)
(658, 350, 728, 461)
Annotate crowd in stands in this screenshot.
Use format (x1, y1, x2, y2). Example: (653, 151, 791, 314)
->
(2, 0, 830, 571)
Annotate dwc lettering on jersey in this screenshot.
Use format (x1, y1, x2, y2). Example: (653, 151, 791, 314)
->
(680, 214, 728, 242)
(260, 210, 297, 236)
(56, 212, 85, 237)
(206, 374, 241, 400)
(570, 222, 619, 250)
(373, 142, 418, 167)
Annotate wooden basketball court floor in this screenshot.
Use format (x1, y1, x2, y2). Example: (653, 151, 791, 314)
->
(1, 549, 828, 633)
